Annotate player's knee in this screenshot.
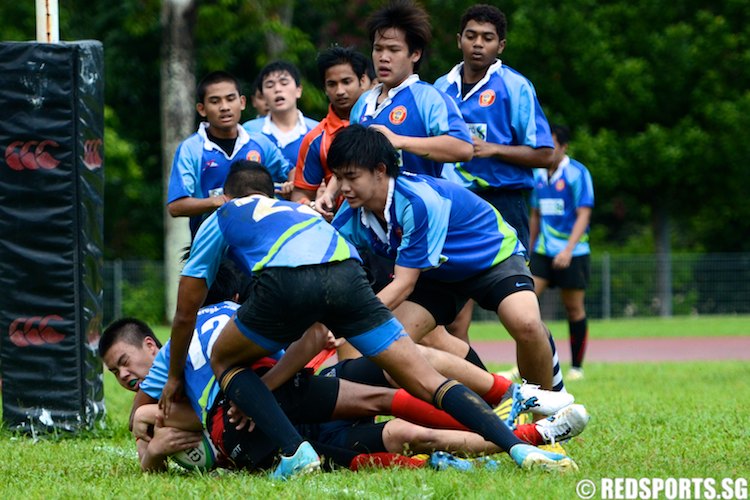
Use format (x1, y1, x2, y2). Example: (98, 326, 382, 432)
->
(508, 318, 547, 344)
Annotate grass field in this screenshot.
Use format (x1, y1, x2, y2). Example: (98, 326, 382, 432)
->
(1, 317, 749, 497)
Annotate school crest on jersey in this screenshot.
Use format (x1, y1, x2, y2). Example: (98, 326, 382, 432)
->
(246, 150, 261, 162)
(389, 106, 408, 125)
(478, 90, 496, 107)
(555, 179, 566, 191)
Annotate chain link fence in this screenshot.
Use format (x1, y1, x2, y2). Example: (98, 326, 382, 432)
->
(103, 253, 750, 325)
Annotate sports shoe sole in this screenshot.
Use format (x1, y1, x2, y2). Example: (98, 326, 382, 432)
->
(520, 453, 579, 473)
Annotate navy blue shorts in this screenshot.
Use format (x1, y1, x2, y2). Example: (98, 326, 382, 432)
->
(234, 259, 405, 355)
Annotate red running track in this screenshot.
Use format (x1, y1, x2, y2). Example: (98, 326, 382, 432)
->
(472, 336, 750, 363)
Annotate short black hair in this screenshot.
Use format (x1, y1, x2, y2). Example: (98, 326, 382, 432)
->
(367, 0, 431, 71)
(224, 160, 275, 198)
(328, 124, 400, 178)
(205, 260, 246, 307)
(317, 46, 369, 82)
(197, 71, 242, 104)
(551, 124, 571, 145)
(99, 318, 162, 359)
(459, 4, 507, 40)
(257, 60, 302, 90)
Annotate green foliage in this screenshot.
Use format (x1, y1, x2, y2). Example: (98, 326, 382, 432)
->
(3, 1, 750, 255)
(121, 261, 165, 325)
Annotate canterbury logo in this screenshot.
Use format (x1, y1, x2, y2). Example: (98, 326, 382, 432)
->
(83, 138, 103, 170)
(5, 140, 60, 170)
(8, 315, 65, 347)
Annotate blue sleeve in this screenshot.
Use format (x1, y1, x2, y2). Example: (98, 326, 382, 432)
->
(181, 212, 228, 287)
(505, 74, 553, 149)
(413, 85, 472, 144)
(574, 164, 595, 208)
(394, 188, 450, 270)
(332, 204, 367, 251)
(349, 92, 369, 123)
(140, 345, 170, 400)
(255, 134, 292, 180)
(300, 135, 326, 188)
(167, 137, 202, 204)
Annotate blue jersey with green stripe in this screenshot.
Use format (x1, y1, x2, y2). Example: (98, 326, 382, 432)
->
(140, 301, 284, 423)
(530, 156, 594, 257)
(435, 60, 553, 190)
(182, 195, 361, 287)
(333, 173, 524, 282)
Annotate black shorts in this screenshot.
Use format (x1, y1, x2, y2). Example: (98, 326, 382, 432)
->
(407, 254, 534, 325)
(476, 188, 531, 254)
(530, 253, 590, 290)
(206, 370, 340, 470)
(236, 259, 394, 346)
(319, 358, 390, 387)
(317, 419, 388, 455)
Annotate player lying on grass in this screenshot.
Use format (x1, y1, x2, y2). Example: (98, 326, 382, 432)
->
(101, 308, 588, 473)
(159, 160, 579, 476)
(329, 124, 563, 390)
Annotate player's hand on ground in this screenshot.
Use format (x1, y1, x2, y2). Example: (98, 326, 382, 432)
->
(159, 375, 184, 419)
(150, 415, 203, 457)
(227, 402, 256, 432)
(552, 248, 573, 269)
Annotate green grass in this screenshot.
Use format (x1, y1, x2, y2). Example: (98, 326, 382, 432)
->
(2, 360, 749, 498)
(467, 314, 750, 342)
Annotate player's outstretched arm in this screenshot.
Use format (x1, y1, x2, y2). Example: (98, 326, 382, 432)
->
(160, 276, 209, 418)
(376, 265, 421, 311)
(167, 195, 226, 217)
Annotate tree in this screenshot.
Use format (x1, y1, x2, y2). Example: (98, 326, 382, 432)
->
(161, 0, 196, 321)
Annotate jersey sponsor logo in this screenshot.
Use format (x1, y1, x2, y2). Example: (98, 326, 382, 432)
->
(83, 138, 103, 170)
(555, 179, 566, 191)
(8, 315, 65, 347)
(4, 140, 61, 171)
(389, 106, 407, 125)
(246, 150, 261, 162)
(467, 123, 488, 141)
(478, 90, 496, 107)
(539, 198, 565, 216)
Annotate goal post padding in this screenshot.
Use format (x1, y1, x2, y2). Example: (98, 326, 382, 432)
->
(0, 41, 105, 433)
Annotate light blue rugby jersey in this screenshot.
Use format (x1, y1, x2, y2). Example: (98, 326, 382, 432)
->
(435, 60, 553, 190)
(167, 123, 292, 235)
(530, 156, 595, 257)
(140, 301, 282, 423)
(332, 173, 524, 282)
(182, 195, 360, 287)
(242, 112, 319, 168)
(349, 75, 472, 178)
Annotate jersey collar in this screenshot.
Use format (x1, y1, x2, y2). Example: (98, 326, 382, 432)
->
(360, 177, 395, 244)
(548, 155, 570, 183)
(261, 110, 309, 148)
(363, 74, 420, 118)
(444, 59, 503, 101)
(198, 122, 252, 158)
